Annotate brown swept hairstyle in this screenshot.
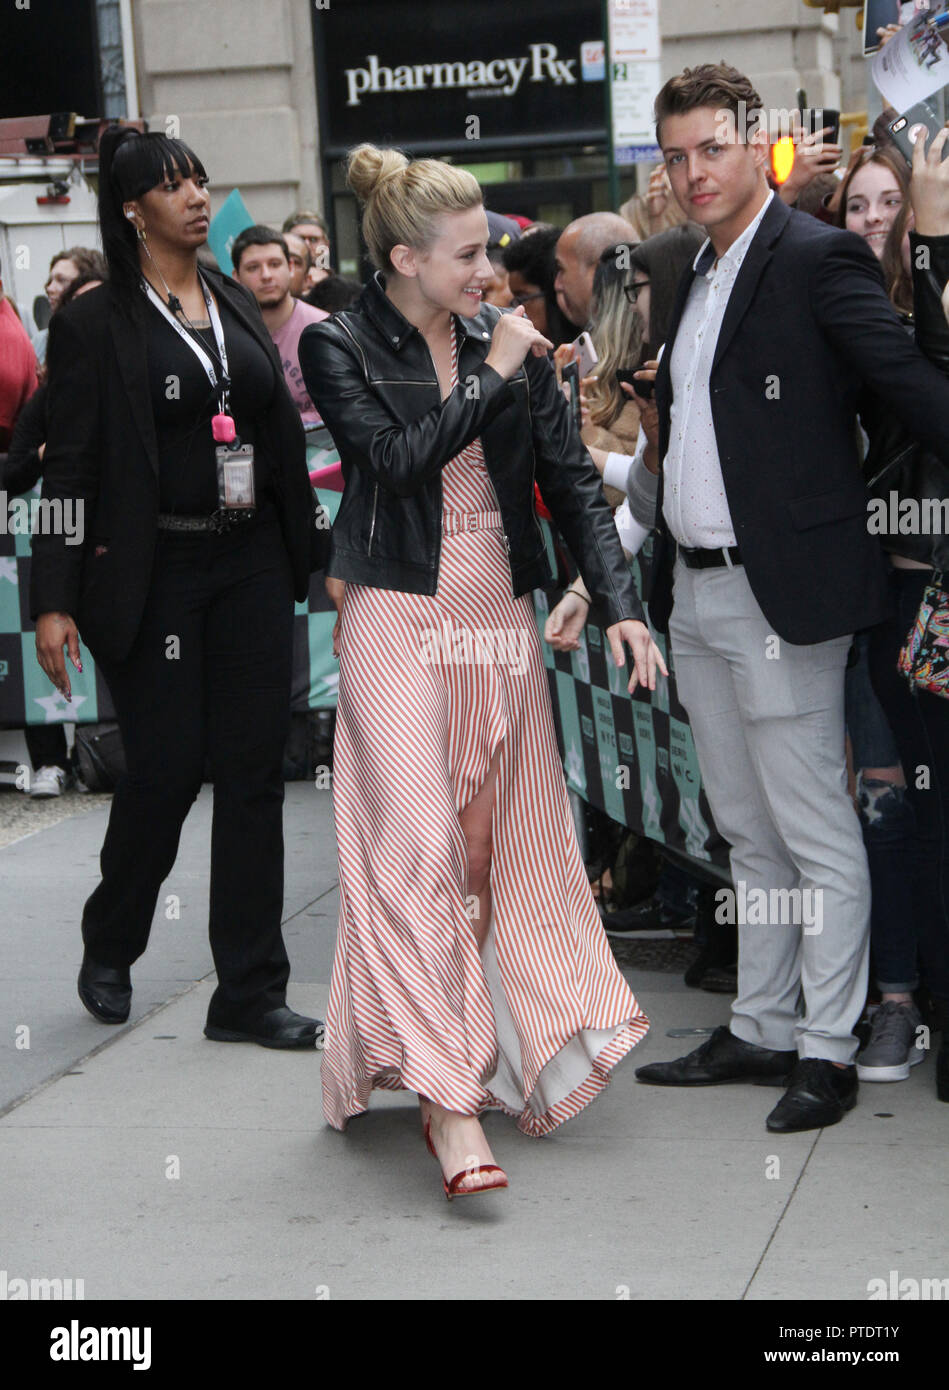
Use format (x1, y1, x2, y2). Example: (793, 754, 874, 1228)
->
(654, 63, 763, 146)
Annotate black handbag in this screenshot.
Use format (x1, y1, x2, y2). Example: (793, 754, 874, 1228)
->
(73, 722, 126, 791)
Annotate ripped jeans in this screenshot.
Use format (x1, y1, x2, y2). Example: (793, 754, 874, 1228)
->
(868, 567, 949, 1007)
(846, 629, 918, 993)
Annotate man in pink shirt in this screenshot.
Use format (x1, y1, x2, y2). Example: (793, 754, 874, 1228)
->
(0, 256, 38, 449)
(231, 226, 328, 426)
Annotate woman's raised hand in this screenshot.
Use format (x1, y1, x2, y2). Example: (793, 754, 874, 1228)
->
(620, 360, 661, 469)
(484, 304, 553, 379)
(646, 163, 671, 221)
(552, 342, 576, 384)
(910, 123, 949, 237)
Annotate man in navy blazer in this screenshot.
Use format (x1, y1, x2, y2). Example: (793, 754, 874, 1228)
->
(616, 64, 949, 1130)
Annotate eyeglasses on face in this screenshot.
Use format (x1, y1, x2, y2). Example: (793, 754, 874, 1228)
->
(510, 291, 544, 307)
(623, 280, 650, 305)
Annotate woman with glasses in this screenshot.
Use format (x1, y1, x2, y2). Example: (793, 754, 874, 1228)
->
(546, 242, 649, 651)
(282, 209, 333, 287)
(626, 224, 706, 351)
(500, 225, 574, 348)
(552, 242, 646, 504)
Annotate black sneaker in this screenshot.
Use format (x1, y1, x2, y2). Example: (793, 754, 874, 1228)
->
(603, 896, 695, 936)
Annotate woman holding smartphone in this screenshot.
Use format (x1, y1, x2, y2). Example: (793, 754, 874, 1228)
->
(300, 144, 664, 1199)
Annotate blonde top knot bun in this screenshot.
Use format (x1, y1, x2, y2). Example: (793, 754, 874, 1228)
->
(344, 142, 483, 274)
(346, 144, 409, 204)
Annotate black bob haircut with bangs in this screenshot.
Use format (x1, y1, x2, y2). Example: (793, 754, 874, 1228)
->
(98, 125, 209, 303)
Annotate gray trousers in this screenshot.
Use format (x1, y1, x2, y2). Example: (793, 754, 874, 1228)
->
(668, 557, 869, 1064)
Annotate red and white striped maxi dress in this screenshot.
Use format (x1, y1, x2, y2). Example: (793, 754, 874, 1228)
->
(322, 319, 649, 1137)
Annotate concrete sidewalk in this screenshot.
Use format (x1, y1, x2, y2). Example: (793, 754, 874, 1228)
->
(1, 785, 945, 1300)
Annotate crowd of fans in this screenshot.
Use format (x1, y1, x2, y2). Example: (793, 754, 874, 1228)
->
(2, 56, 949, 1102)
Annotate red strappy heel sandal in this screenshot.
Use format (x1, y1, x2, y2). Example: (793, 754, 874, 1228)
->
(422, 1115, 509, 1201)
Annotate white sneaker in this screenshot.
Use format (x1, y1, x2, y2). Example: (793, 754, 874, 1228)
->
(29, 765, 68, 799)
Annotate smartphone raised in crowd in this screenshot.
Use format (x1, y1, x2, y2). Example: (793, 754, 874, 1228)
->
(561, 359, 582, 429)
(615, 368, 647, 396)
(570, 330, 598, 378)
(617, 343, 656, 400)
(889, 99, 949, 168)
(802, 107, 840, 144)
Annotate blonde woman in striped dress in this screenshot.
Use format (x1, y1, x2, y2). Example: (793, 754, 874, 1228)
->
(300, 145, 666, 1201)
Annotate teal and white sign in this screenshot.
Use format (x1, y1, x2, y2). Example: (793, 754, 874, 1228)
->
(207, 189, 255, 274)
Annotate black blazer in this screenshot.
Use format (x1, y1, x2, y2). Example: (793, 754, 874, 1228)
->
(647, 195, 949, 645)
(29, 267, 326, 665)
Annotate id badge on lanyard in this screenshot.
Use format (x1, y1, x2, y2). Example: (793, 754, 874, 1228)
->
(212, 415, 256, 512)
(215, 441, 255, 509)
(143, 275, 257, 511)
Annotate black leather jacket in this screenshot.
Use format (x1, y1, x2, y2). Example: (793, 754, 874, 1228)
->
(298, 272, 643, 628)
(862, 231, 949, 571)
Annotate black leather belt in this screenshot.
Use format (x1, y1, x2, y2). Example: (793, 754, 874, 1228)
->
(677, 543, 742, 570)
(157, 509, 256, 535)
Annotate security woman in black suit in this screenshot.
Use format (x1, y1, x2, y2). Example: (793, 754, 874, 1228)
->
(31, 127, 326, 1047)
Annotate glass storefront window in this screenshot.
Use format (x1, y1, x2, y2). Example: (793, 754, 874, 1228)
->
(456, 161, 523, 183)
(534, 151, 610, 177)
(328, 145, 641, 279)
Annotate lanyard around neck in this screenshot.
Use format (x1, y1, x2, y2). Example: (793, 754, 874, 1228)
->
(141, 274, 231, 414)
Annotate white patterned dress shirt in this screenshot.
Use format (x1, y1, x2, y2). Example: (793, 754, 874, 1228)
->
(662, 189, 774, 548)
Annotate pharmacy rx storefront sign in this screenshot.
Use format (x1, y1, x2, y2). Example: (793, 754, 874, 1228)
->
(312, 0, 606, 154)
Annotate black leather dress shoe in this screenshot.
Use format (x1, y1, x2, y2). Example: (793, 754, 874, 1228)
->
(766, 1059, 858, 1132)
(635, 1025, 797, 1086)
(77, 954, 131, 1024)
(204, 1004, 323, 1050)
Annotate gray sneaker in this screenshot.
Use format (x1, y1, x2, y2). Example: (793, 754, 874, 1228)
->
(856, 1001, 926, 1082)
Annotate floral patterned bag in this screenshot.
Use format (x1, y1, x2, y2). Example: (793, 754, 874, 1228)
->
(898, 571, 949, 698)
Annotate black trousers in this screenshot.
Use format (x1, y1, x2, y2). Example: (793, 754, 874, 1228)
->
(25, 723, 68, 771)
(82, 512, 296, 1016)
(868, 563, 949, 1005)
